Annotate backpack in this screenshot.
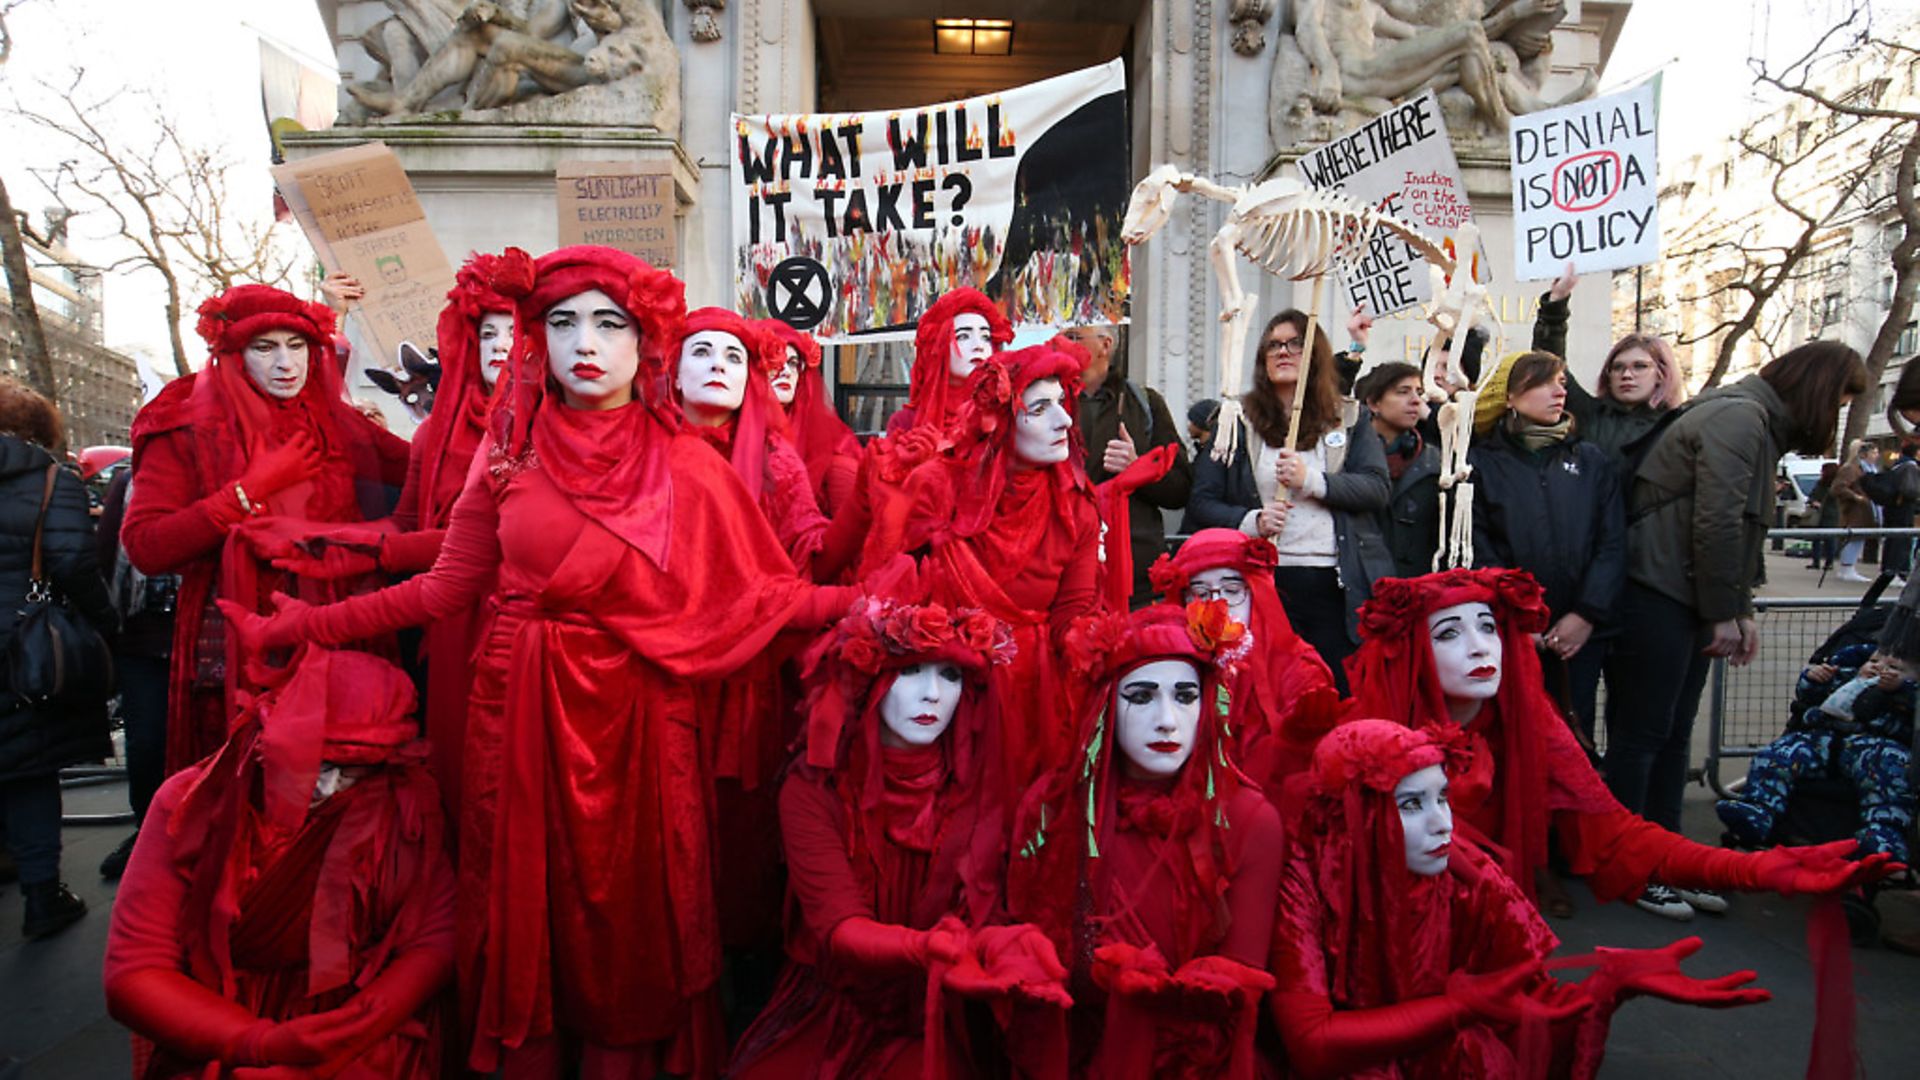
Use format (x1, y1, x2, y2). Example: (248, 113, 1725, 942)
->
(1863, 460, 1918, 509)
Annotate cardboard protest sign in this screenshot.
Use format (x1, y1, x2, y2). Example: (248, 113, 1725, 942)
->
(1509, 77, 1660, 281)
(730, 60, 1130, 342)
(1295, 90, 1473, 317)
(556, 161, 677, 267)
(271, 142, 453, 366)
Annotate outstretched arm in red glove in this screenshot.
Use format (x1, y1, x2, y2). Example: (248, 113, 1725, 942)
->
(1272, 959, 1587, 1080)
(943, 923, 1073, 1009)
(827, 915, 965, 977)
(1658, 837, 1901, 898)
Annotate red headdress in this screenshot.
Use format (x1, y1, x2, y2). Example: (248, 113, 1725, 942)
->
(1013, 601, 1249, 964)
(902, 287, 1014, 435)
(949, 341, 1091, 540)
(1344, 568, 1610, 893)
(414, 252, 516, 528)
(483, 245, 688, 567)
(1150, 529, 1336, 780)
(758, 319, 860, 507)
(1293, 718, 1552, 1018)
(168, 645, 439, 999)
(130, 283, 400, 522)
(671, 307, 786, 501)
(797, 591, 1017, 929)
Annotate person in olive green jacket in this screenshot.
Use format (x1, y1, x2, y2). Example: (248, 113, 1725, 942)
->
(1604, 341, 1867, 920)
(1532, 261, 1687, 462)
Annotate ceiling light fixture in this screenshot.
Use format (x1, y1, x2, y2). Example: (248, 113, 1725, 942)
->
(933, 18, 1014, 56)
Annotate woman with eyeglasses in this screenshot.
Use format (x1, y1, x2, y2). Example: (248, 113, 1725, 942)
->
(1186, 310, 1393, 692)
(1531, 261, 1688, 462)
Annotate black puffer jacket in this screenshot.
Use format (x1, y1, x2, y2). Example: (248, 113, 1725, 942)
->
(0, 436, 116, 782)
(1468, 425, 1626, 628)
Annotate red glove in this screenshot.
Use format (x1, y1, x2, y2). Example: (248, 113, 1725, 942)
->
(827, 915, 965, 977)
(273, 544, 381, 581)
(1092, 941, 1180, 1006)
(217, 594, 317, 654)
(1169, 955, 1277, 1022)
(233, 519, 304, 562)
(237, 433, 323, 504)
(943, 924, 1073, 1009)
(1750, 841, 1901, 897)
(1446, 959, 1588, 1027)
(1578, 937, 1770, 1010)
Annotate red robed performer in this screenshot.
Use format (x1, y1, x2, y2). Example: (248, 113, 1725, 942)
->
(123, 285, 409, 775)
(104, 647, 454, 1079)
(1148, 529, 1340, 786)
(226, 245, 863, 1077)
(759, 318, 862, 515)
(1342, 568, 1899, 908)
(669, 307, 832, 954)
(1269, 719, 1768, 1079)
(268, 253, 518, 813)
(731, 591, 1072, 1079)
(863, 340, 1099, 798)
(1011, 602, 1282, 1079)
(883, 287, 1012, 437)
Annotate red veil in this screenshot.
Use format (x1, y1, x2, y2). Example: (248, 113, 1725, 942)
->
(760, 318, 861, 512)
(412, 252, 515, 529)
(888, 287, 1013, 437)
(482, 244, 687, 568)
(1149, 529, 1339, 787)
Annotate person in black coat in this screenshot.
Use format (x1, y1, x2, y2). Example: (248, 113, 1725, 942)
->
(1187, 310, 1393, 691)
(1468, 351, 1626, 743)
(1355, 362, 1441, 578)
(0, 377, 116, 939)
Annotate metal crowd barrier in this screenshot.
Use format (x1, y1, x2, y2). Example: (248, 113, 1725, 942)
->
(1701, 527, 1916, 799)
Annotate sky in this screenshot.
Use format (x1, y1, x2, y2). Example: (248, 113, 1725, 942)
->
(5, 0, 1919, 368)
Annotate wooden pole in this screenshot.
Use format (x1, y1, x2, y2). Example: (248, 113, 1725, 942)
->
(1282, 273, 1327, 498)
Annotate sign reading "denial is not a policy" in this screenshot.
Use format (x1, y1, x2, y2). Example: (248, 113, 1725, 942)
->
(1509, 76, 1661, 281)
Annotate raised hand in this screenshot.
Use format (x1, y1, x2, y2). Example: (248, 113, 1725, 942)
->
(237, 433, 323, 505)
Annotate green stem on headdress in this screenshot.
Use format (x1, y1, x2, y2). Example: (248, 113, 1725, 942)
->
(1083, 716, 1104, 859)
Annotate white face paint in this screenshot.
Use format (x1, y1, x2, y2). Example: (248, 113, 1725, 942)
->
(1184, 567, 1252, 625)
(1427, 601, 1502, 709)
(545, 289, 640, 410)
(477, 312, 514, 389)
(1393, 764, 1453, 876)
(949, 313, 994, 378)
(769, 345, 802, 405)
(676, 329, 750, 422)
(1115, 658, 1203, 778)
(243, 331, 311, 400)
(1013, 377, 1073, 466)
(879, 662, 965, 748)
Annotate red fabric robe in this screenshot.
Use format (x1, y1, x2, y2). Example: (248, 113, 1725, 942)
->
(124, 369, 408, 776)
(104, 730, 454, 1079)
(274, 423, 851, 1074)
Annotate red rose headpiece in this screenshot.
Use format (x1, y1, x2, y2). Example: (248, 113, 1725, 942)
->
(759, 318, 823, 373)
(1354, 568, 1550, 655)
(801, 596, 1015, 769)
(1148, 528, 1279, 600)
(948, 342, 1091, 538)
(488, 244, 686, 394)
(194, 284, 337, 357)
(1309, 718, 1449, 796)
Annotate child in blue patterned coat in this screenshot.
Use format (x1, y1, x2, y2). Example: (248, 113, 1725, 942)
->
(1716, 643, 1915, 862)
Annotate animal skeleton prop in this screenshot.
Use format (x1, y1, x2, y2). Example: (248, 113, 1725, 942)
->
(1417, 223, 1501, 570)
(1121, 165, 1454, 465)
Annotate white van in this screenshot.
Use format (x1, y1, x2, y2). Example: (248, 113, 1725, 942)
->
(1778, 453, 1836, 526)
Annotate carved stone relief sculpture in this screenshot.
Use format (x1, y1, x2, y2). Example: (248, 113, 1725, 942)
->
(339, 0, 682, 132)
(1267, 0, 1597, 149)
(684, 0, 725, 43)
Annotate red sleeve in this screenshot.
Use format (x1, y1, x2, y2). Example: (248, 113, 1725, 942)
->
(380, 529, 447, 574)
(103, 772, 196, 984)
(295, 456, 501, 645)
(1219, 793, 1284, 968)
(1555, 806, 1764, 903)
(122, 430, 245, 575)
(1047, 499, 1100, 650)
(823, 450, 860, 518)
(779, 772, 872, 961)
(766, 439, 830, 571)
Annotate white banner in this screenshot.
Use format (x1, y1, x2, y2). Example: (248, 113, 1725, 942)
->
(730, 61, 1130, 342)
(1295, 90, 1473, 316)
(1510, 77, 1661, 281)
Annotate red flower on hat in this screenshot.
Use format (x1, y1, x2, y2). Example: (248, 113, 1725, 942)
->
(488, 246, 537, 299)
(969, 360, 1013, 436)
(1147, 553, 1188, 599)
(1185, 599, 1246, 655)
(875, 426, 947, 483)
(1063, 611, 1131, 677)
(1240, 536, 1278, 572)
(1491, 570, 1551, 634)
(193, 294, 232, 350)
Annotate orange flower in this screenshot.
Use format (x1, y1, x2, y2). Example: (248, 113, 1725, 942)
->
(1185, 599, 1246, 655)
